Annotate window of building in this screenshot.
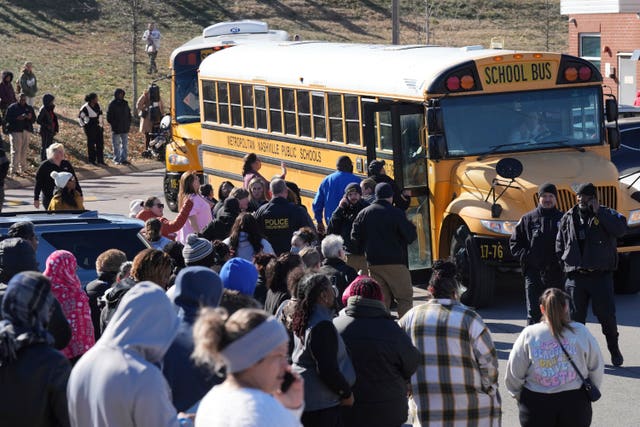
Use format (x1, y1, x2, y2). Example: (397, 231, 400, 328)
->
(202, 80, 217, 122)
(579, 33, 601, 70)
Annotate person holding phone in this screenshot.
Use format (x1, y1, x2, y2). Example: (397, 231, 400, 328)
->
(193, 308, 304, 427)
(556, 183, 627, 367)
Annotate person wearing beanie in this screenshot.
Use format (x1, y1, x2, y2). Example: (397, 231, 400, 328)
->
(351, 180, 417, 317)
(33, 143, 82, 210)
(7, 220, 37, 250)
(509, 181, 564, 325)
(36, 93, 59, 161)
(85, 249, 127, 340)
(182, 233, 215, 267)
(556, 182, 627, 367)
(333, 276, 419, 427)
(48, 170, 84, 211)
(367, 159, 410, 210)
(129, 199, 144, 218)
(219, 257, 259, 296)
(311, 155, 360, 234)
(327, 183, 370, 274)
(163, 266, 224, 412)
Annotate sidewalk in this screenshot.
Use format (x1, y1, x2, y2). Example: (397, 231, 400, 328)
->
(6, 159, 163, 190)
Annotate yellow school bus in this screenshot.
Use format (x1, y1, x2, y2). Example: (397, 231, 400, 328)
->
(198, 41, 640, 306)
(163, 20, 288, 211)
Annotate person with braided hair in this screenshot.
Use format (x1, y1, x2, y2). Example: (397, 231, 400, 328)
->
(291, 273, 355, 427)
(333, 276, 419, 427)
(399, 259, 501, 427)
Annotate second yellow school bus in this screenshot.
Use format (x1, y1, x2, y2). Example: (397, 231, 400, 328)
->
(198, 41, 640, 306)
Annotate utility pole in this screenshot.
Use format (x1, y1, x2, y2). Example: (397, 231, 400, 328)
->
(392, 0, 399, 44)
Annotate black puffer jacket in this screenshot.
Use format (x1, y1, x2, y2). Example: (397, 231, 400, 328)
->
(510, 206, 563, 271)
(106, 89, 132, 134)
(200, 197, 240, 242)
(99, 277, 136, 333)
(556, 205, 627, 272)
(327, 199, 369, 254)
(85, 271, 117, 340)
(333, 297, 420, 427)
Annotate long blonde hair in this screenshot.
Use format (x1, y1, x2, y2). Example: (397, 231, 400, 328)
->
(178, 171, 199, 209)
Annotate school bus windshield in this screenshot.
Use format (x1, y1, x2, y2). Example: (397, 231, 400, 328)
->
(440, 86, 603, 157)
(173, 51, 202, 124)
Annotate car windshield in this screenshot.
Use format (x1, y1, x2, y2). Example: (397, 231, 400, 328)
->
(173, 51, 201, 124)
(440, 86, 603, 157)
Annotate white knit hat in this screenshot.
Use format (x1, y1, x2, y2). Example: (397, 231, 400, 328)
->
(50, 171, 73, 188)
(129, 199, 144, 218)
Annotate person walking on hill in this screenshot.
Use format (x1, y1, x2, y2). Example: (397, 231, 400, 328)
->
(18, 61, 37, 106)
(399, 260, 502, 427)
(312, 155, 360, 234)
(78, 92, 105, 166)
(34, 143, 82, 210)
(510, 182, 564, 325)
(5, 93, 35, 176)
(556, 182, 627, 367)
(106, 88, 132, 165)
(36, 93, 59, 161)
(506, 288, 604, 427)
(351, 182, 416, 317)
(142, 22, 161, 74)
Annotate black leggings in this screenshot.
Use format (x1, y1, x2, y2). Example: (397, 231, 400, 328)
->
(519, 387, 592, 427)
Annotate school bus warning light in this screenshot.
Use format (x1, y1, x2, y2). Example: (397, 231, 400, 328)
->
(446, 74, 475, 91)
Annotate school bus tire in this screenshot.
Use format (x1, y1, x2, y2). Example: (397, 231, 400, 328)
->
(163, 174, 180, 213)
(450, 224, 496, 308)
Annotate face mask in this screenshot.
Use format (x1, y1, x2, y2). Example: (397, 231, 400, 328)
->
(290, 246, 301, 255)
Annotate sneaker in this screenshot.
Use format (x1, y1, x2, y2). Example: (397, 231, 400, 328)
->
(120, 160, 130, 165)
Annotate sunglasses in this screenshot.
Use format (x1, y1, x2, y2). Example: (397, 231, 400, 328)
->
(154, 203, 164, 208)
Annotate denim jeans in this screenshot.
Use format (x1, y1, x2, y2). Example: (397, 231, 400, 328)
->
(111, 133, 128, 163)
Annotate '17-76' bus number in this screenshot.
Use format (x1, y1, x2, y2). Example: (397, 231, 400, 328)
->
(479, 243, 504, 260)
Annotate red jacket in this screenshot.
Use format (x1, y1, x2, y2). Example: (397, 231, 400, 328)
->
(137, 198, 193, 239)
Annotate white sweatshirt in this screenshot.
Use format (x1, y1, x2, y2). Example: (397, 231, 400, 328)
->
(505, 321, 604, 400)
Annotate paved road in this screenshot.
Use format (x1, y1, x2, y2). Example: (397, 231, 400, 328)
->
(5, 169, 640, 426)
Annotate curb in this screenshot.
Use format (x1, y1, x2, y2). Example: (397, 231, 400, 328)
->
(5, 160, 164, 190)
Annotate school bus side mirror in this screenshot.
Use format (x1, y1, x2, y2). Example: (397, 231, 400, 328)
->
(607, 125, 620, 150)
(428, 135, 446, 159)
(605, 98, 618, 122)
(427, 107, 444, 134)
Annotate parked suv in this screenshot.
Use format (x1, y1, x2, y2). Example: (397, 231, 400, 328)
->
(0, 210, 148, 284)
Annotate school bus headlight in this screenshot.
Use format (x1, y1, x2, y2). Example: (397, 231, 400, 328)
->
(168, 153, 190, 165)
(480, 220, 517, 235)
(627, 209, 640, 226)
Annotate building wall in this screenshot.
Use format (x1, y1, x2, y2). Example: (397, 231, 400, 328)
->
(562, 0, 640, 14)
(567, 13, 640, 101)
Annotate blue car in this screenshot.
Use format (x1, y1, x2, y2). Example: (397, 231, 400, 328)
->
(0, 210, 149, 284)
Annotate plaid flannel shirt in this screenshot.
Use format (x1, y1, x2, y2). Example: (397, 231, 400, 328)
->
(399, 299, 501, 427)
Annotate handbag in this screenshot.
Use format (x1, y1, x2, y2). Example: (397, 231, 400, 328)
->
(556, 337, 601, 402)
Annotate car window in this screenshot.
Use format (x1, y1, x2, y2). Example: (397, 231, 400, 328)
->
(41, 229, 147, 270)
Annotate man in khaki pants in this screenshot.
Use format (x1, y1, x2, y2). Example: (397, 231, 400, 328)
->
(4, 93, 35, 176)
(351, 182, 417, 317)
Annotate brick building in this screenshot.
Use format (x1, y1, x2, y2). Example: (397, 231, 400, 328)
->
(562, 0, 640, 110)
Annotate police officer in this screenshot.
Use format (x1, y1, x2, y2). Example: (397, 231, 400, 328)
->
(510, 182, 564, 325)
(253, 178, 314, 255)
(556, 183, 627, 366)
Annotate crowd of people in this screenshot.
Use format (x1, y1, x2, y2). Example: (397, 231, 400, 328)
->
(0, 146, 618, 426)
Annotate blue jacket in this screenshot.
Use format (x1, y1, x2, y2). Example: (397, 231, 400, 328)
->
(312, 171, 361, 224)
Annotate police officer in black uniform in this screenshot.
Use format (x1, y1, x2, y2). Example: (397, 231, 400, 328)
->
(556, 183, 627, 366)
(510, 182, 564, 325)
(253, 178, 314, 255)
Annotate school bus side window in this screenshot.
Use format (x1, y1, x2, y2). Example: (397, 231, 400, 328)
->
(377, 111, 393, 151)
(312, 92, 326, 140)
(242, 85, 255, 129)
(255, 86, 267, 130)
(298, 91, 311, 137)
(328, 93, 344, 143)
(230, 83, 241, 127)
(202, 80, 217, 122)
(345, 95, 361, 145)
(269, 87, 283, 133)
(283, 89, 296, 135)
(218, 82, 229, 125)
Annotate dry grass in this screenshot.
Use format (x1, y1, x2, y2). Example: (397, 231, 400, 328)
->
(0, 0, 568, 173)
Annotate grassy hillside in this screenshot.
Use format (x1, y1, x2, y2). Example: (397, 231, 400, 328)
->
(0, 0, 568, 169)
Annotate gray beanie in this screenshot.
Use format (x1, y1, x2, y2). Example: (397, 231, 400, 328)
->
(182, 234, 213, 264)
